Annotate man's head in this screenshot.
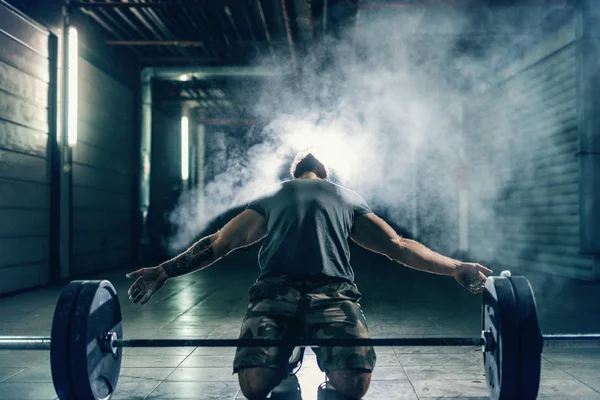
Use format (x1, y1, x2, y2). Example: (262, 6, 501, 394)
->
(290, 151, 329, 180)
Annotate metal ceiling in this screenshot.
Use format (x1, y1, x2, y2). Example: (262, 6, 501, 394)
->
(68, 0, 575, 118)
(72, 0, 332, 67)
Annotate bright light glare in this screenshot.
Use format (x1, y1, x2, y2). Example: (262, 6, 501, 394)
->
(285, 123, 354, 181)
(67, 27, 78, 147)
(181, 116, 189, 181)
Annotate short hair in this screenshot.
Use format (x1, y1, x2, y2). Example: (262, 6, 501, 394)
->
(289, 152, 329, 180)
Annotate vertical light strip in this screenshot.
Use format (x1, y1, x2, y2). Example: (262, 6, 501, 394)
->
(67, 27, 78, 147)
(181, 116, 189, 181)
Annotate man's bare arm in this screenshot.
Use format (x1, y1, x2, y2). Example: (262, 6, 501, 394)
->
(350, 212, 491, 294)
(351, 213, 460, 275)
(127, 209, 267, 304)
(161, 209, 267, 279)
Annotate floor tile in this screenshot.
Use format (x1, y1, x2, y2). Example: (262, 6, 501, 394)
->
(411, 379, 489, 398)
(119, 367, 175, 381)
(167, 368, 238, 382)
(121, 355, 189, 368)
(393, 346, 478, 354)
(0, 352, 49, 368)
(190, 347, 236, 356)
(371, 367, 409, 381)
(384, 327, 444, 336)
(372, 346, 395, 354)
(373, 353, 401, 367)
(0, 369, 24, 383)
(150, 327, 217, 338)
(540, 365, 576, 380)
(4, 365, 52, 382)
(403, 365, 485, 381)
(146, 381, 239, 399)
(562, 366, 600, 392)
(543, 350, 600, 366)
(419, 398, 489, 400)
(179, 356, 235, 368)
(363, 381, 418, 399)
(110, 378, 163, 400)
(0, 383, 56, 399)
(538, 378, 600, 398)
(124, 347, 197, 356)
(397, 354, 477, 366)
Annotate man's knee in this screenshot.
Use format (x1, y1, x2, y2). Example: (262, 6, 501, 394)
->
(237, 367, 285, 399)
(327, 369, 372, 400)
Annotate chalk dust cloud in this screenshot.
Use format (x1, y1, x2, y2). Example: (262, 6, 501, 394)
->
(167, 2, 569, 273)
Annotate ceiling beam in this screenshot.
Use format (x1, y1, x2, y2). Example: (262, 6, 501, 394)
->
(359, 0, 569, 8)
(72, 0, 243, 8)
(145, 65, 284, 80)
(106, 40, 204, 46)
(281, 0, 298, 72)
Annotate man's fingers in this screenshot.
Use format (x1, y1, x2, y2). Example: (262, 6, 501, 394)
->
(132, 290, 146, 304)
(476, 264, 493, 274)
(129, 287, 141, 301)
(128, 280, 141, 297)
(126, 269, 143, 279)
(140, 290, 154, 304)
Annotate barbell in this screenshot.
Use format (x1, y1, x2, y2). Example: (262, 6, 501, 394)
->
(0, 274, 598, 400)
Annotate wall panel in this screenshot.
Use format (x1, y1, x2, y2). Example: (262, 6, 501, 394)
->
(70, 58, 134, 276)
(0, 2, 52, 294)
(466, 17, 597, 279)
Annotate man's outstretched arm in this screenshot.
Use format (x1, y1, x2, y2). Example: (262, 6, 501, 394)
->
(350, 212, 491, 293)
(161, 209, 267, 278)
(127, 209, 267, 303)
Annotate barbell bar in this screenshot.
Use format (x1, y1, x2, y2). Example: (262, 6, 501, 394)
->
(1, 333, 600, 351)
(0, 276, 598, 400)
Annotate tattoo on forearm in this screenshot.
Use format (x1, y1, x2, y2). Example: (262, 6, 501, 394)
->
(163, 237, 215, 277)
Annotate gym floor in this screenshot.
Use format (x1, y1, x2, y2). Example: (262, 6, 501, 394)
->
(0, 256, 599, 400)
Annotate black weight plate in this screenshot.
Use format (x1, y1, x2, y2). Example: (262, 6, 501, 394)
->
(482, 277, 519, 400)
(69, 280, 123, 400)
(51, 280, 88, 400)
(509, 276, 542, 400)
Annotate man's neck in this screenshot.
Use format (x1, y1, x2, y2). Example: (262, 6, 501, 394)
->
(296, 172, 321, 180)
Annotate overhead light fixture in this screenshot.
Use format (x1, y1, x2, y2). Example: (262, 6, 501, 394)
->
(181, 116, 189, 181)
(67, 27, 78, 147)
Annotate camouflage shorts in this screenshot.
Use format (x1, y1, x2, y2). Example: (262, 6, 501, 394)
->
(233, 275, 376, 375)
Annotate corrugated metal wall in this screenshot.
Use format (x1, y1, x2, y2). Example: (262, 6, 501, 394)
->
(466, 18, 597, 280)
(0, 2, 54, 293)
(70, 59, 135, 276)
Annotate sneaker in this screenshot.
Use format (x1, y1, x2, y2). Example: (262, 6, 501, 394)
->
(271, 374, 301, 399)
(317, 381, 347, 400)
(288, 347, 305, 375)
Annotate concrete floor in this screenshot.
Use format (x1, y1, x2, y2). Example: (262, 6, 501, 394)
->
(0, 255, 599, 399)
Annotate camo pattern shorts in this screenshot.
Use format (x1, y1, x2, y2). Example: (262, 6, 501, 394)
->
(233, 274, 376, 375)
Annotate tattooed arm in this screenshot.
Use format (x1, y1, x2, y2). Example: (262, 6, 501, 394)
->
(160, 236, 218, 278)
(127, 209, 267, 303)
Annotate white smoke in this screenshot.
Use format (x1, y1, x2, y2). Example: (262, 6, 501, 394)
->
(167, 4, 569, 268)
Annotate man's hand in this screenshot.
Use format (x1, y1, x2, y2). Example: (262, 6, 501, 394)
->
(452, 262, 493, 294)
(126, 266, 169, 304)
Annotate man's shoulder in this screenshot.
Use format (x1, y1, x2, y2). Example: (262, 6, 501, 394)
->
(329, 182, 365, 200)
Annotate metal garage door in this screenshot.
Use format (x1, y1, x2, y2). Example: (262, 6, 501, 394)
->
(467, 17, 596, 280)
(70, 59, 134, 276)
(0, 2, 56, 294)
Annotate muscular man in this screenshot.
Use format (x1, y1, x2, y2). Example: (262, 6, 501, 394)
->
(127, 152, 491, 400)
